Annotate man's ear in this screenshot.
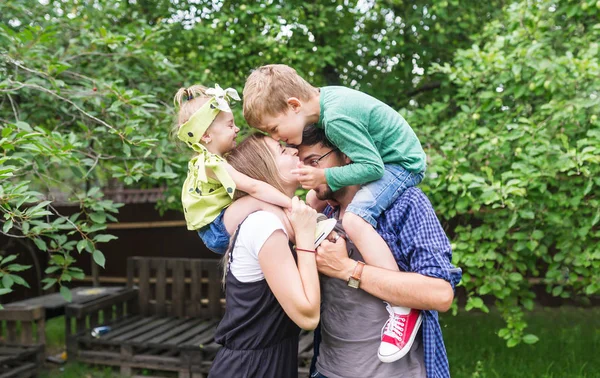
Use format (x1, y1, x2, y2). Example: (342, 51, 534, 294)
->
(287, 97, 302, 112)
(342, 154, 351, 165)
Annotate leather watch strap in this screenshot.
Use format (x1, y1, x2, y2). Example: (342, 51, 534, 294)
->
(351, 261, 365, 280)
(348, 261, 365, 289)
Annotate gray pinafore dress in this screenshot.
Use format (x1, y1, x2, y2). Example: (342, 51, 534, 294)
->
(208, 217, 300, 378)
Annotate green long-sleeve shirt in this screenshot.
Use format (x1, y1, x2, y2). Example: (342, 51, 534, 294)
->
(317, 86, 426, 192)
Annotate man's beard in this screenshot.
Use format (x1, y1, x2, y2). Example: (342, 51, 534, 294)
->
(315, 185, 347, 201)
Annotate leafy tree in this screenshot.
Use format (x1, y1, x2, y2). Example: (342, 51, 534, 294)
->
(0, 1, 182, 301)
(408, 0, 600, 346)
(4, 0, 597, 349)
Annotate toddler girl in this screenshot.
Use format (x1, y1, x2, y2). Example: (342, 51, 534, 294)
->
(173, 84, 293, 254)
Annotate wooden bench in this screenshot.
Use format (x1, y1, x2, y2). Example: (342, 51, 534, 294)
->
(0, 305, 45, 377)
(65, 257, 224, 378)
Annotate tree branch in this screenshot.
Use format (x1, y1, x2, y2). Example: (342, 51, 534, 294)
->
(407, 81, 442, 97)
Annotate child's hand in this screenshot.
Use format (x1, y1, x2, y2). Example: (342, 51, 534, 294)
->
(291, 163, 327, 190)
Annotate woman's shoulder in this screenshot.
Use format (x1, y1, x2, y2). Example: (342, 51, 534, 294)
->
(243, 211, 287, 233)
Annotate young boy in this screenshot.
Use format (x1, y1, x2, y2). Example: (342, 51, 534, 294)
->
(242, 64, 427, 363)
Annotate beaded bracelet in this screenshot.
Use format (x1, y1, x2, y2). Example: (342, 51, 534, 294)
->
(296, 248, 316, 254)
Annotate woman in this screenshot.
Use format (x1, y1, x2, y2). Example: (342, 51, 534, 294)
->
(208, 133, 320, 378)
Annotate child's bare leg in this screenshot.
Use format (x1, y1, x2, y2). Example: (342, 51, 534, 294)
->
(222, 196, 281, 235)
(342, 213, 399, 272)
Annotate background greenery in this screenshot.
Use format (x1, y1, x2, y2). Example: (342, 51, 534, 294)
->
(1, 0, 598, 348)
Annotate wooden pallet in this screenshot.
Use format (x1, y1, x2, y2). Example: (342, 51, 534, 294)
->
(0, 305, 45, 378)
(66, 257, 224, 378)
(0, 344, 44, 378)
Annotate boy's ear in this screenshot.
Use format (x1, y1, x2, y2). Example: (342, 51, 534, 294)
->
(287, 97, 302, 112)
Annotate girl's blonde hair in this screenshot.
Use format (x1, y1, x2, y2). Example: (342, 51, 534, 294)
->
(171, 85, 211, 140)
(221, 133, 289, 283)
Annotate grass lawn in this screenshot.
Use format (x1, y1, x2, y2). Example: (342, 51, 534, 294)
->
(442, 307, 600, 378)
(40, 307, 599, 377)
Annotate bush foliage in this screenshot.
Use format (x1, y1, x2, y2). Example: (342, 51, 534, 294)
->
(1, 0, 598, 346)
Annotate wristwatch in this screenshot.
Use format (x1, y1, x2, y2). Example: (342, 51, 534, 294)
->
(347, 261, 365, 289)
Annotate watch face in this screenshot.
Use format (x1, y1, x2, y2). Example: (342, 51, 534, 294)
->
(348, 277, 360, 289)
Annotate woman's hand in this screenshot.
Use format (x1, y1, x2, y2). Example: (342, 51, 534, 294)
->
(288, 196, 317, 247)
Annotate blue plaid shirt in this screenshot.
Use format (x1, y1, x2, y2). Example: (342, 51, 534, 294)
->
(315, 187, 462, 378)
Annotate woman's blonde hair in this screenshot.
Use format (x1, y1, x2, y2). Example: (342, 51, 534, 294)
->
(221, 133, 289, 283)
(171, 85, 211, 141)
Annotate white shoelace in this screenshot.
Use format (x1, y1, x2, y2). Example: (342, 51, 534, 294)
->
(382, 303, 406, 340)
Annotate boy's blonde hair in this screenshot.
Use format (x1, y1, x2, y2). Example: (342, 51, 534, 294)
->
(243, 64, 318, 129)
(171, 85, 211, 140)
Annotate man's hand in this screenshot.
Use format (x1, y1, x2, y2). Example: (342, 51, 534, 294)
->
(316, 237, 355, 280)
(291, 164, 327, 190)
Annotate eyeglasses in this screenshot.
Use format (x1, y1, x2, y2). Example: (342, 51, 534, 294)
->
(303, 149, 338, 167)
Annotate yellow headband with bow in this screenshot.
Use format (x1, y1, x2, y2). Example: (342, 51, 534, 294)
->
(177, 84, 241, 146)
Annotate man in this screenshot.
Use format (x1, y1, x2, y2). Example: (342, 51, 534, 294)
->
(296, 126, 462, 378)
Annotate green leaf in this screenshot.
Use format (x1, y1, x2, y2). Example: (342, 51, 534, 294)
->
(42, 278, 57, 290)
(33, 238, 47, 251)
(2, 220, 13, 233)
(93, 234, 118, 243)
(6, 264, 31, 272)
(60, 286, 72, 302)
(0, 255, 17, 265)
(77, 240, 87, 253)
(10, 274, 30, 288)
(90, 212, 107, 224)
(522, 334, 539, 344)
(509, 272, 523, 282)
(93, 250, 106, 268)
(2, 275, 14, 288)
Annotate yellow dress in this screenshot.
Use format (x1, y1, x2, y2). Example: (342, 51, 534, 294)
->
(181, 143, 236, 230)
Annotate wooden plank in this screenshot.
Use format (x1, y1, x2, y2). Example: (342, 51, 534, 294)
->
(110, 317, 173, 342)
(6, 321, 17, 343)
(154, 261, 167, 317)
(65, 288, 136, 318)
(165, 320, 218, 346)
(171, 260, 185, 317)
(20, 322, 33, 344)
(128, 318, 189, 344)
(91, 317, 156, 341)
(120, 345, 133, 376)
(107, 220, 186, 230)
(0, 306, 44, 321)
(36, 317, 45, 344)
(90, 312, 99, 329)
(180, 325, 218, 347)
(190, 260, 202, 317)
(127, 257, 135, 288)
(138, 259, 150, 315)
(298, 331, 314, 353)
(144, 319, 204, 345)
(206, 260, 222, 318)
(0, 362, 37, 378)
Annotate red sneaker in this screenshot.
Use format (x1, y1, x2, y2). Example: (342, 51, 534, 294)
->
(378, 304, 422, 363)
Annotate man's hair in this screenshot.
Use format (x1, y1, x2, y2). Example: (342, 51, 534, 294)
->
(243, 64, 318, 129)
(299, 125, 336, 149)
